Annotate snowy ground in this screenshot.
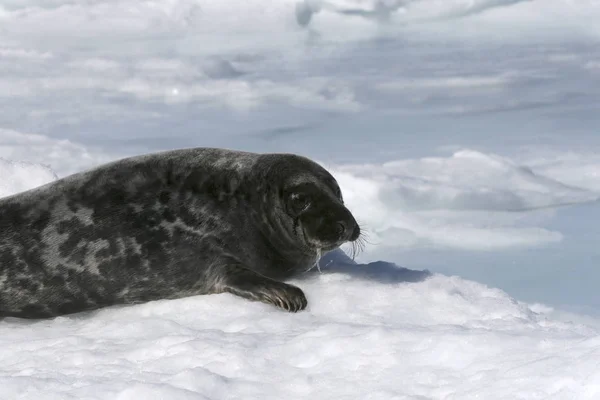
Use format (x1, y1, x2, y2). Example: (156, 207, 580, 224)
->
(2, 0, 600, 398)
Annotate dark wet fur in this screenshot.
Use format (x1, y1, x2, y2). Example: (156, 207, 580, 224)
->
(0, 148, 359, 318)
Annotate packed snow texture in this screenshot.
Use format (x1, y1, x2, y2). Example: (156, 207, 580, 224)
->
(2, 0, 599, 45)
(330, 149, 600, 252)
(0, 158, 56, 198)
(2, 0, 600, 165)
(2, 0, 600, 126)
(0, 129, 111, 177)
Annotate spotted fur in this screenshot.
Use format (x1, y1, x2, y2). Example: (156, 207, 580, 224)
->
(0, 148, 359, 318)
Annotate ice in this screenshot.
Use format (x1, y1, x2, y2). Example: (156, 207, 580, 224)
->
(329, 149, 599, 253)
(0, 128, 111, 177)
(518, 150, 600, 194)
(2, 0, 599, 54)
(0, 158, 57, 198)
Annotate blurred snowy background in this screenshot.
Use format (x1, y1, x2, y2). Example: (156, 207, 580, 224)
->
(2, 1, 600, 398)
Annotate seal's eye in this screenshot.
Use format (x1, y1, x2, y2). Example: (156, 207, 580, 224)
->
(290, 193, 311, 214)
(335, 187, 342, 200)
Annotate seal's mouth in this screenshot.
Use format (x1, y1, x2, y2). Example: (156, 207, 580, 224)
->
(292, 217, 315, 251)
(287, 195, 362, 256)
(301, 220, 361, 252)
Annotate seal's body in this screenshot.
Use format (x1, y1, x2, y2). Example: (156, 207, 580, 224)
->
(0, 148, 360, 318)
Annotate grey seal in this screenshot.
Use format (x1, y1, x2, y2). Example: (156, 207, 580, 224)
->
(0, 147, 361, 319)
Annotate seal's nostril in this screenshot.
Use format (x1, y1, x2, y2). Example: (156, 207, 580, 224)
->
(336, 222, 346, 237)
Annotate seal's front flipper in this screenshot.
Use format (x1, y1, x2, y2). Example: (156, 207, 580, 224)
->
(215, 265, 307, 312)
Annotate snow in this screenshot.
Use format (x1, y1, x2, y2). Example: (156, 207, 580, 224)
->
(0, 158, 57, 198)
(2, 0, 600, 397)
(330, 149, 599, 252)
(0, 128, 111, 177)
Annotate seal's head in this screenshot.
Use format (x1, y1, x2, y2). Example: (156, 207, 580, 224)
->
(261, 153, 360, 255)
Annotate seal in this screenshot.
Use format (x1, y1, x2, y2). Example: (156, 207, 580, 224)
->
(0, 147, 361, 319)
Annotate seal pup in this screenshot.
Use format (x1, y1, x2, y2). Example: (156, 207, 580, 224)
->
(0, 147, 360, 318)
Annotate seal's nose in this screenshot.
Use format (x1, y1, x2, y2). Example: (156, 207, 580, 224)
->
(335, 222, 347, 238)
(336, 219, 360, 241)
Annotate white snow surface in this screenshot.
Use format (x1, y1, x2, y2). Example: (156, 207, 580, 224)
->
(2, 0, 599, 46)
(330, 149, 600, 252)
(0, 129, 112, 177)
(0, 158, 56, 198)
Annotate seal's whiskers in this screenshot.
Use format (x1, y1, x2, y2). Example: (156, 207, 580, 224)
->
(306, 248, 323, 273)
(315, 248, 322, 273)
